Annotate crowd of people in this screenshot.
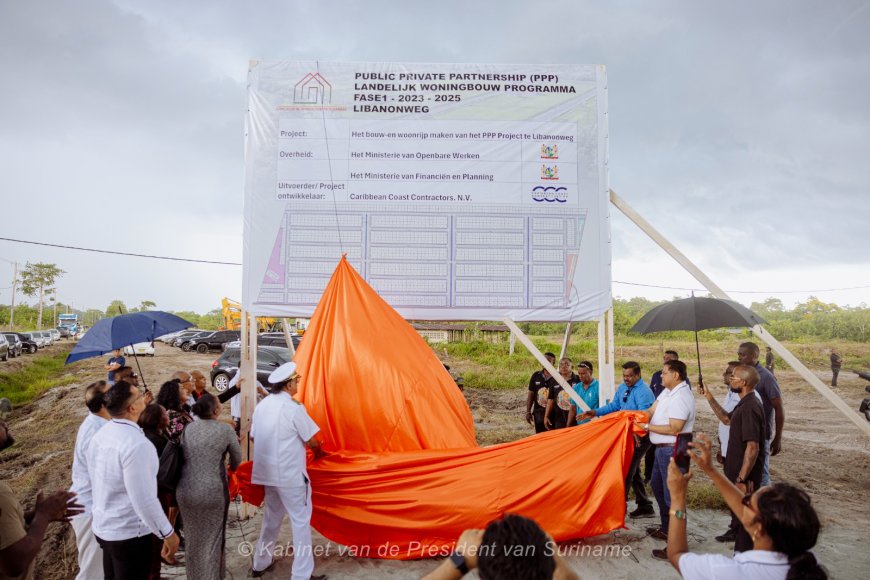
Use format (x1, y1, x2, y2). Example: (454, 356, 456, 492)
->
(0, 340, 827, 579)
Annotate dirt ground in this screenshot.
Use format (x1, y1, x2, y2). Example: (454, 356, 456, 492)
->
(2, 341, 869, 579)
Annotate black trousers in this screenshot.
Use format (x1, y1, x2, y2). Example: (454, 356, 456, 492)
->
(532, 407, 547, 433)
(96, 534, 154, 580)
(832, 368, 840, 386)
(643, 442, 656, 482)
(627, 435, 653, 507)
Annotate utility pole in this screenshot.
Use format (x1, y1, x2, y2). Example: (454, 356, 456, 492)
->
(9, 262, 17, 331)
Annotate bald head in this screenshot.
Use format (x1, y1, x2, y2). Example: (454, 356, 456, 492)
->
(733, 364, 759, 389)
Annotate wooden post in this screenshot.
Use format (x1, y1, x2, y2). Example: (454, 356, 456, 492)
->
(503, 318, 590, 412)
(239, 311, 259, 459)
(282, 318, 296, 358)
(597, 308, 616, 406)
(610, 188, 870, 438)
(560, 322, 572, 360)
(509, 332, 515, 356)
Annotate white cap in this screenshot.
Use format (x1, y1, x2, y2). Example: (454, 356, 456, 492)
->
(268, 361, 300, 385)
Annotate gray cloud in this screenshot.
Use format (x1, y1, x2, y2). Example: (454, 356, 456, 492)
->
(1, 0, 867, 313)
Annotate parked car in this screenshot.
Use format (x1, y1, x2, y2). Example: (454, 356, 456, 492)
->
(174, 330, 211, 350)
(37, 331, 54, 346)
(0, 334, 8, 361)
(57, 326, 71, 338)
(187, 330, 241, 354)
(158, 330, 187, 344)
(2, 333, 23, 358)
(123, 342, 156, 356)
(210, 345, 293, 391)
(10, 333, 38, 354)
(48, 329, 61, 341)
(24, 332, 45, 348)
(222, 333, 301, 351)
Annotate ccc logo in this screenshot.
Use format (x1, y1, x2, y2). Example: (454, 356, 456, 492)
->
(531, 186, 567, 203)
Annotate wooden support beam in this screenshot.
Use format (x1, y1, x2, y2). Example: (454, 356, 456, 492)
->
(610, 188, 870, 438)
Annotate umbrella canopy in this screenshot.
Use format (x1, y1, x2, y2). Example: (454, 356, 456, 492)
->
(631, 296, 765, 334)
(630, 295, 765, 382)
(66, 311, 193, 364)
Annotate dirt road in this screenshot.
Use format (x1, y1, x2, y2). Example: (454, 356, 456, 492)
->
(2, 342, 868, 578)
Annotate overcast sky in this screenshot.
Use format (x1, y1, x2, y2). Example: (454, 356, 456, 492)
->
(1, 0, 868, 316)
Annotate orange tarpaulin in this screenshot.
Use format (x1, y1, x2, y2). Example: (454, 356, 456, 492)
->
(285, 257, 640, 559)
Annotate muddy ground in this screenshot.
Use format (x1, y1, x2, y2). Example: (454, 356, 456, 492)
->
(1, 341, 869, 579)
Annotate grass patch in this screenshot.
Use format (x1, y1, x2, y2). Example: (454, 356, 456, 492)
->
(0, 348, 77, 406)
(686, 481, 729, 510)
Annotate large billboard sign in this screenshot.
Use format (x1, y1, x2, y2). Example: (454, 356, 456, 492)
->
(243, 61, 610, 321)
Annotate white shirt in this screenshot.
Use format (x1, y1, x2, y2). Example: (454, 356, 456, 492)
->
(649, 381, 696, 445)
(87, 418, 174, 541)
(69, 413, 108, 514)
(228, 372, 264, 418)
(679, 550, 789, 579)
(719, 390, 763, 457)
(251, 392, 320, 487)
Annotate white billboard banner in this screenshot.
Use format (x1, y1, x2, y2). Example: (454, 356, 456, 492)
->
(243, 61, 610, 322)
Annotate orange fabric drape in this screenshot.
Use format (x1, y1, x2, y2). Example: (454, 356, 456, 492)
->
(295, 257, 475, 453)
(270, 257, 643, 559)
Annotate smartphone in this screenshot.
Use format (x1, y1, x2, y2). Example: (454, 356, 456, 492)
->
(674, 433, 693, 474)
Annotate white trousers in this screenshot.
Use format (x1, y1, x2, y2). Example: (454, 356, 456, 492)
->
(253, 483, 314, 580)
(71, 514, 104, 580)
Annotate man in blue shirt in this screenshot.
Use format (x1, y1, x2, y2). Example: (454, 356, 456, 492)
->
(105, 349, 125, 386)
(580, 361, 656, 518)
(567, 361, 599, 426)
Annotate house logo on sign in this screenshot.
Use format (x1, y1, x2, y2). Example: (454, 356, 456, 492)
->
(541, 165, 559, 180)
(294, 73, 332, 104)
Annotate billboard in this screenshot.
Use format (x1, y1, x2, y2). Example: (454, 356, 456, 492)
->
(243, 61, 610, 321)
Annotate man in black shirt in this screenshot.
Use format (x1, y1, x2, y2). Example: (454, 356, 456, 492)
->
(544, 357, 579, 430)
(525, 352, 557, 433)
(699, 364, 765, 552)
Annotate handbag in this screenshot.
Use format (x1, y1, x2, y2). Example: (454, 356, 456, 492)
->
(157, 436, 185, 491)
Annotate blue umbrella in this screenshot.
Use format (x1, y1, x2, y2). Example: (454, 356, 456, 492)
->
(66, 311, 193, 386)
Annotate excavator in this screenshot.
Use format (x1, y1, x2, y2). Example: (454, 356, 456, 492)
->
(220, 298, 278, 332)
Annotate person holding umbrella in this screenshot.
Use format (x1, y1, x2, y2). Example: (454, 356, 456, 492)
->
(633, 359, 696, 561)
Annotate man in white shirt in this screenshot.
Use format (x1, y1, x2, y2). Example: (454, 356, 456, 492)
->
(250, 362, 327, 580)
(635, 359, 695, 561)
(69, 380, 110, 580)
(87, 380, 180, 579)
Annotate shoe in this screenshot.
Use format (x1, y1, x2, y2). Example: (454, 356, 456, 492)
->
(652, 548, 668, 561)
(715, 529, 737, 543)
(251, 562, 275, 578)
(629, 505, 655, 518)
(310, 575, 328, 580)
(645, 526, 661, 535)
(649, 528, 668, 541)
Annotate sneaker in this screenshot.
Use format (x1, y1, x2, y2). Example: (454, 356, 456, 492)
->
(715, 529, 737, 543)
(652, 548, 668, 561)
(629, 505, 655, 518)
(310, 575, 328, 580)
(646, 525, 661, 535)
(649, 528, 668, 541)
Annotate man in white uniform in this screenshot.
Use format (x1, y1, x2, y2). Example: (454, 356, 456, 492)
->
(635, 359, 696, 562)
(69, 380, 110, 579)
(251, 362, 327, 580)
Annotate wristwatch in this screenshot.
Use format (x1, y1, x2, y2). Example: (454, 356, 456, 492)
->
(449, 551, 469, 574)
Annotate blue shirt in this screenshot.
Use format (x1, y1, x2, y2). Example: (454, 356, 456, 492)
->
(107, 356, 126, 383)
(570, 379, 599, 424)
(596, 379, 655, 416)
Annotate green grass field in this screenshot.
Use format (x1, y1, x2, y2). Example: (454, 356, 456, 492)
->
(0, 347, 77, 406)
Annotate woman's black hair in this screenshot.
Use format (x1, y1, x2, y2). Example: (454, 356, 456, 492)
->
(478, 514, 555, 580)
(85, 380, 108, 413)
(756, 483, 826, 580)
(191, 392, 219, 420)
(104, 381, 136, 417)
(137, 403, 165, 431)
(156, 380, 184, 412)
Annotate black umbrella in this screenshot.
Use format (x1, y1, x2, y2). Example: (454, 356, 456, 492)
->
(630, 294, 766, 382)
